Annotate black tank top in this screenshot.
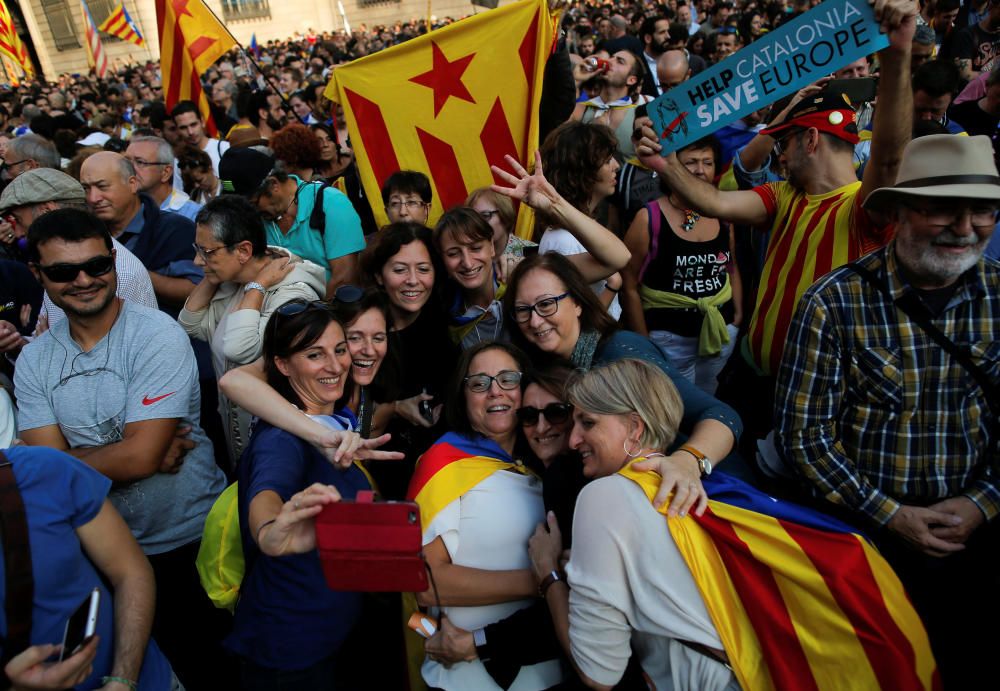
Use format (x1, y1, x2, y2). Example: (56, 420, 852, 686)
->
(641, 204, 735, 338)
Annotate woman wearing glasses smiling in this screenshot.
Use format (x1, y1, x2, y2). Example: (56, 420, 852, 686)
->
(407, 342, 566, 691)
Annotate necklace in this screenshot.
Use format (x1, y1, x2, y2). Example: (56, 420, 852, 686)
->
(668, 196, 700, 232)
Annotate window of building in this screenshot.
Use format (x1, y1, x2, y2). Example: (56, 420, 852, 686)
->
(221, 0, 271, 21)
(41, 0, 80, 50)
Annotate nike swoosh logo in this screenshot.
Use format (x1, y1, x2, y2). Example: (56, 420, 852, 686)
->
(142, 392, 176, 406)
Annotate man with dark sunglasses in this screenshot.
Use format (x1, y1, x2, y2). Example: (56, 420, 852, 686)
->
(14, 207, 231, 691)
(0, 168, 156, 331)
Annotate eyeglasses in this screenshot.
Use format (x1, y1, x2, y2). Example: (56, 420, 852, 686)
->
(478, 209, 501, 222)
(333, 284, 363, 303)
(386, 199, 427, 212)
(772, 128, 802, 156)
(35, 254, 114, 283)
(905, 204, 1000, 227)
(2, 158, 28, 169)
(464, 370, 523, 393)
(127, 156, 170, 168)
(192, 242, 235, 259)
(261, 186, 300, 223)
(516, 402, 573, 427)
(512, 292, 571, 323)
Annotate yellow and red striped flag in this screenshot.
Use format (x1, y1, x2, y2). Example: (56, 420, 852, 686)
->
(620, 463, 941, 691)
(0, 0, 33, 79)
(81, 0, 109, 79)
(99, 1, 144, 47)
(325, 0, 557, 234)
(155, 0, 235, 136)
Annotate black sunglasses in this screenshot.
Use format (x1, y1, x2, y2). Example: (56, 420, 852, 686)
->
(275, 299, 333, 318)
(516, 402, 573, 427)
(35, 254, 114, 283)
(333, 284, 363, 304)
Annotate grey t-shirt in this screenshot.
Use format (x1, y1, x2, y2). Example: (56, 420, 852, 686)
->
(15, 301, 226, 555)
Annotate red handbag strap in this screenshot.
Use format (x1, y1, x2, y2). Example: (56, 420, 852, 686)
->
(0, 450, 33, 682)
(638, 200, 662, 283)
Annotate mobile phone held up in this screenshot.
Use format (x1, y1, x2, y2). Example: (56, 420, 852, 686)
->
(60, 587, 100, 661)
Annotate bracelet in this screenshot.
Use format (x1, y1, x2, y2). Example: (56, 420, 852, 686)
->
(538, 569, 563, 597)
(255, 518, 277, 544)
(101, 677, 137, 690)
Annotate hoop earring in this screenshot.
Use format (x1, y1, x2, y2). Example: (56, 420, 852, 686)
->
(623, 438, 642, 458)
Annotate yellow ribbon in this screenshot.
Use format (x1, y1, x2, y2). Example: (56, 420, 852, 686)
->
(640, 275, 732, 356)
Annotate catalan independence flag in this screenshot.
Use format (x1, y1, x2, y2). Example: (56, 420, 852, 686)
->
(619, 464, 940, 691)
(81, 0, 109, 79)
(155, 0, 235, 136)
(325, 0, 556, 234)
(98, 1, 144, 47)
(407, 432, 528, 529)
(0, 0, 33, 78)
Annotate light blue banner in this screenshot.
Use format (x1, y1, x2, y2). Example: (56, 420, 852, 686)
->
(648, 0, 889, 153)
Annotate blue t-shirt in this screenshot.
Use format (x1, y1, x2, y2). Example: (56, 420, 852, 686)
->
(225, 417, 369, 670)
(264, 176, 365, 281)
(0, 446, 172, 690)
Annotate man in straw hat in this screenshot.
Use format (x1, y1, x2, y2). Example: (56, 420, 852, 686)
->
(775, 134, 1000, 689)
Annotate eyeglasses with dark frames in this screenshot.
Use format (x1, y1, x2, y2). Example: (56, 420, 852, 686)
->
(35, 254, 114, 283)
(512, 292, 571, 324)
(464, 370, 523, 393)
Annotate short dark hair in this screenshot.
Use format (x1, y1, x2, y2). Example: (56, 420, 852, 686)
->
(503, 252, 617, 359)
(361, 222, 442, 288)
(380, 170, 432, 205)
(330, 286, 393, 332)
(444, 341, 531, 439)
(144, 101, 169, 129)
(433, 206, 494, 249)
(539, 121, 618, 215)
(27, 208, 113, 263)
(263, 301, 346, 410)
(247, 90, 275, 127)
(912, 59, 961, 99)
(195, 195, 267, 256)
(170, 100, 200, 120)
(639, 14, 669, 43)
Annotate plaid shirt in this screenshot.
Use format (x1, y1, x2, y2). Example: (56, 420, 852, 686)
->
(775, 242, 1000, 526)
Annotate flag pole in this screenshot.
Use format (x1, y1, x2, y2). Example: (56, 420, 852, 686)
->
(197, 0, 289, 105)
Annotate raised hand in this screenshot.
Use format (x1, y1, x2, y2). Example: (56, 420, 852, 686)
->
(490, 151, 563, 215)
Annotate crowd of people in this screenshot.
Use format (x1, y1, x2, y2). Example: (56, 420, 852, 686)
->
(0, 0, 997, 689)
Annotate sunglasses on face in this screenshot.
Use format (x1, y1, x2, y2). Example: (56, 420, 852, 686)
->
(35, 254, 114, 283)
(516, 402, 573, 427)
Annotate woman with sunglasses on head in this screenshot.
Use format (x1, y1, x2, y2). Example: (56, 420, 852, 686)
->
(224, 300, 400, 690)
(176, 145, 220, 205)
(465, 186, 537, 282)
(408, 342, 566, 691)
(178, 196, 326, 465)
(503, 251, 745, 515)
(620, 135, 743, 395)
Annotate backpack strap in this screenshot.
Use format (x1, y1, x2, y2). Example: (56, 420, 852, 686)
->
(309, 180, 331, 237)
(0, 450, 33, 686)
(638, 200, 662, 283)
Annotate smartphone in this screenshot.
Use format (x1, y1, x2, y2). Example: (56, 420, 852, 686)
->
(60, 588, 100, 661)
(418, 388, 436, 425)
(826, 77, 877, 105)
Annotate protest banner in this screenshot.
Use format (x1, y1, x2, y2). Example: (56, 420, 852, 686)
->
(648, 0, 888, 153)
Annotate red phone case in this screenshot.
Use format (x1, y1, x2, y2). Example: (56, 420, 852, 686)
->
(315, 491, 428, 592)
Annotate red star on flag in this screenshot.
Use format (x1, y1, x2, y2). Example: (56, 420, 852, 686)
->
(409, 41, 477, 117)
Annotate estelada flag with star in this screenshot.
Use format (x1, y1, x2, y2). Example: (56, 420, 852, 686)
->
(325, 0, 557, 235)
(155, 0, 235, 136)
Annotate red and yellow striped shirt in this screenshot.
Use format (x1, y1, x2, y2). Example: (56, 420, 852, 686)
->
(748, 181, 890, 375)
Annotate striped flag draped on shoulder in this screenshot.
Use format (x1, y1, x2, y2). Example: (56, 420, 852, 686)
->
(155, 0, 235, 136)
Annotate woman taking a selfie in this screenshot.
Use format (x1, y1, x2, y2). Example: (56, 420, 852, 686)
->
(224, 300, 399, 689)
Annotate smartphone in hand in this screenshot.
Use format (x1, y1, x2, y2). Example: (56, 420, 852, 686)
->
(60, 588, 100, 661)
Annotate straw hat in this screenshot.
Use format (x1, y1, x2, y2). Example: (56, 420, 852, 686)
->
(863, 134, 1000, 212)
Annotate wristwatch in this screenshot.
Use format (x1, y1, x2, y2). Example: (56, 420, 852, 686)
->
(538, 569, 564, 597)
(244, 281, 266, 295)
(679, 444, 713, 476)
